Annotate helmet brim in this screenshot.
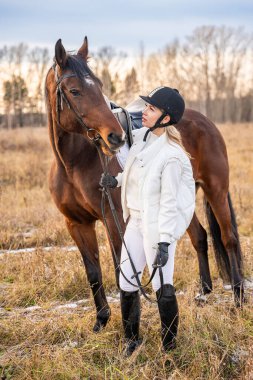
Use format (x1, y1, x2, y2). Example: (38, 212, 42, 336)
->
(139, 95, 162, 110)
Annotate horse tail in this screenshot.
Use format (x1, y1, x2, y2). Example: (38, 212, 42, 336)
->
(204, 192, 243, 283)
(227, 192, 244, 277)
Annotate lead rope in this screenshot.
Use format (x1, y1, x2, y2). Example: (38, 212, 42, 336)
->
(95, 142, 164, 303)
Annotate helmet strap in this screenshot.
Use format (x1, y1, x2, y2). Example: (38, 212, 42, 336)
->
(143, 112, 172, 142)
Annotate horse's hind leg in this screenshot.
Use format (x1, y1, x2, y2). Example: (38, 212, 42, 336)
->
(187, 212, 212, 294)
(66, 218, 110, 332)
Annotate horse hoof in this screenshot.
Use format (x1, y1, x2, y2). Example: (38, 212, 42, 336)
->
(123, 338, 143, 357)
(201, 283, 213, 294)
(93, 311, 111, 333)
(93, 321, 103, 333)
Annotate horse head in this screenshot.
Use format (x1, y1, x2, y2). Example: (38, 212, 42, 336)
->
(46, 37, 125, 155)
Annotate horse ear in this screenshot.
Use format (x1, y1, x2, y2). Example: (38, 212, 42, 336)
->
(55, 39, 67, 69)
(78, 36, 88, 61)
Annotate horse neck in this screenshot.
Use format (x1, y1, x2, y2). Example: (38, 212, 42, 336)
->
(47, 112, 97, 173)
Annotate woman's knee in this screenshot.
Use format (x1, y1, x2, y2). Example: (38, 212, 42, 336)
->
(119, 273, 138, 292)
(152, 280, 174, 292)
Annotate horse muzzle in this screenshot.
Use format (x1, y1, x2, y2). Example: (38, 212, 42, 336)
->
(107, 132, 126, 150)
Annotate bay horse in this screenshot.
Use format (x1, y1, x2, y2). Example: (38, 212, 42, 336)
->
(45, 38, 244, 332)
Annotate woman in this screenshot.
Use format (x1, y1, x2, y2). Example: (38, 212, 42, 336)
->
(100, 87, 195, 356)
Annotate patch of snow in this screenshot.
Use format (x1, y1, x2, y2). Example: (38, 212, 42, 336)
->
(76, 299, 89, 305)
(0, 245, 78, 255)
(53, 303, 78, 310)
(107, 296, 120, 303)
(244, 278, 253, 289)
(23, 306, 42, 312)
(230, 348, 250, 364)
(223, 279, 253, 290)
(194, 293, 208, 303)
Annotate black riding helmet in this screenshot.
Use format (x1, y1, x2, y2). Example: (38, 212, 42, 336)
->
(139, 86, 185, 141)
(140, 86, 185, 125)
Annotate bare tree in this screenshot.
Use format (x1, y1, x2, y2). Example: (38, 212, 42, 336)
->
(184, 26, 252, 121)
(28, 47, 50, 124)
(123, 68, 140, 105)
(3, 75, 28, 128)
(137, 41, 145, 93)
(91, 46, 127, 100)
(184, 26, 216, 119)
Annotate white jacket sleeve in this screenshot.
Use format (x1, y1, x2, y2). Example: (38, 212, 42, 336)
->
(158, 159, 183, 243)
(115, 172, 123, 187)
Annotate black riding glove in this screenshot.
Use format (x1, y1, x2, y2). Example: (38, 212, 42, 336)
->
(152, 242, 170, 268)
(99, 173, 118, 188)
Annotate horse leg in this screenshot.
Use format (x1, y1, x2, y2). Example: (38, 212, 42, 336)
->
(204, 192, 244, 306)
(102, 216, 125, 290)
(187, 212, 212, 294)
(66, 218, 111, 331)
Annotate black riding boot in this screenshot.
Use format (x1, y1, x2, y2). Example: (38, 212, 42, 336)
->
(120, 290, 142, 356)
(156, 284, 179, 351)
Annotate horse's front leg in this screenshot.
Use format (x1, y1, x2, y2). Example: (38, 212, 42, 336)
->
(66, 218, 110, 332)
(101, 194, 126, 289)
(103, 215, 126, 289)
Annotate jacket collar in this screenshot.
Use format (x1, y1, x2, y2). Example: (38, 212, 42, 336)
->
(136, 131, 167, 165)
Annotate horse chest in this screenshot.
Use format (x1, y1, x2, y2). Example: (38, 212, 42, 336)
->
(67, 182, 99, 218)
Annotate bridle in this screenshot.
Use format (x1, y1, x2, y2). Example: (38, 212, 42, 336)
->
(52, 63, 164, 303)
(53, 63, 114, 154)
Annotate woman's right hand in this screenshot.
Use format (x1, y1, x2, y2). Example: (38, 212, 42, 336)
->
(99, 173, 118, 188)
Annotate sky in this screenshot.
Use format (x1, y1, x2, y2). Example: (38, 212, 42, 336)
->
(0, 0, 253, 56)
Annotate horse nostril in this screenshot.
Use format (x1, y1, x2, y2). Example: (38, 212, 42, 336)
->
(107, 132, 123, 146)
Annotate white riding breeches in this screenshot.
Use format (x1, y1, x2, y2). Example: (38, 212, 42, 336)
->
(119, 213, 177, 292)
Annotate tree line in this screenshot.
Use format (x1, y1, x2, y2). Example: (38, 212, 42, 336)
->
(0, 25, 253, 128)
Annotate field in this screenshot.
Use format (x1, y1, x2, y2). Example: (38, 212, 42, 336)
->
(0, 125, 252, 380)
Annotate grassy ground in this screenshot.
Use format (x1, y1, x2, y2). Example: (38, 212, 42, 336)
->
(0, 125, 252, 379)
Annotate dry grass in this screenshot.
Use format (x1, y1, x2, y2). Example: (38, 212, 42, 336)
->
(0, 125, 252, 379)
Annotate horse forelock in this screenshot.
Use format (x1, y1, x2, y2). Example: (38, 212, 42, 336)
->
(66, 53, 102, 87)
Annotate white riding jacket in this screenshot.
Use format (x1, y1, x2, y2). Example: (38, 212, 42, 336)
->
(116, 127, 196, 245)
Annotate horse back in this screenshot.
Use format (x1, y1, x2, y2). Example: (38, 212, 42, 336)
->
(177, 109, 229, 188)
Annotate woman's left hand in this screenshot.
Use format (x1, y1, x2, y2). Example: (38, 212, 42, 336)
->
(152, 242, 170, 268)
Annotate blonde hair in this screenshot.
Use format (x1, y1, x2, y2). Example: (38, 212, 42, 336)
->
(165, 125, 192, 159)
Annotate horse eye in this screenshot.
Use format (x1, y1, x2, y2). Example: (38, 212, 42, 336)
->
(70, 89, 81, 97)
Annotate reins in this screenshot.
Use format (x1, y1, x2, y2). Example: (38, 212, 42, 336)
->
(52, 64, 164, 303)
(95, 142, 164, 303)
